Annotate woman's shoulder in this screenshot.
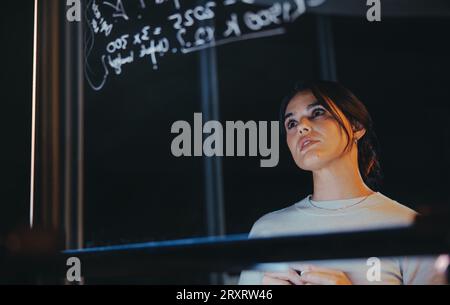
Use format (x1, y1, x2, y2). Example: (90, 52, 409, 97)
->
(246, 192, 420, 237)
(248, 198, 308, 237)
(368, 192, 418, 221)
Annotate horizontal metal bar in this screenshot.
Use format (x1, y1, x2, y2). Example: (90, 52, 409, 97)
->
(1, 213, 448, 282)
(58, 215, 449, 279)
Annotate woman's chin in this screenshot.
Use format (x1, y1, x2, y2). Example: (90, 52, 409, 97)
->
(295, 152, 324, 171)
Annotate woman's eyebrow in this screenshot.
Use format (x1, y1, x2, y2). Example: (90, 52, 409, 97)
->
(284, 112, 293, 121)
(306, 101, 321, 110)
(284, 101, 321, 121)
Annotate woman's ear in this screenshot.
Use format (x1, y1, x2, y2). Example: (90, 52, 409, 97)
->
(354, 128, 366, 141)
(352, 122, 366, 140)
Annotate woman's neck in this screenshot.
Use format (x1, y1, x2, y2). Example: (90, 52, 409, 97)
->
(311, 154, 374, 201)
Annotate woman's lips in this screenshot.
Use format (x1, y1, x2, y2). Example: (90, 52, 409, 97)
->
(300, 140, 319, 152)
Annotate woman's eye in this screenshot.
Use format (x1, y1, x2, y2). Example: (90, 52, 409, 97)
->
(286, 120, 297, 130)
(312, 108, 325, 118)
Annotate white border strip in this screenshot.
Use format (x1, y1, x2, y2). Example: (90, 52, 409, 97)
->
(30, 0, 38, 228)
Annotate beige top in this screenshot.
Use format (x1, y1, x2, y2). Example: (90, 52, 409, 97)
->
(238, 192, 445, 285)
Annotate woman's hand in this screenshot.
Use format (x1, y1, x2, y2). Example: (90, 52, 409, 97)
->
(262, 265, 352, 285)
(262, 268, 304, 285)
(292, 264, 353, 285)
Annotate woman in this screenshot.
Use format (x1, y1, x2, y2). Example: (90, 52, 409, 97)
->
(238, 81, 442, 285)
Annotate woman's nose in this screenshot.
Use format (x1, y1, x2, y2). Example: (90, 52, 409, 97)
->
(297, 119, 311, 134)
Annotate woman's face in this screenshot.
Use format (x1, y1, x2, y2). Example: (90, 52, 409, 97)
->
(283, 90, 356, 171)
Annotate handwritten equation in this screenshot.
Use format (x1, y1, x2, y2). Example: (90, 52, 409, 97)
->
(85, 0, 326, 91)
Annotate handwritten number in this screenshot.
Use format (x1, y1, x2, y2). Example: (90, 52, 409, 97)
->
(86, 0, 315, 91)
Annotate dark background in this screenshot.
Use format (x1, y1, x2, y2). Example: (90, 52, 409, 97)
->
(1, 1, 34, 234)
(1, 0, 449, 255)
